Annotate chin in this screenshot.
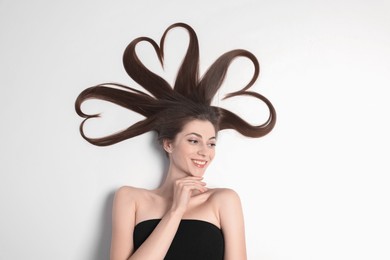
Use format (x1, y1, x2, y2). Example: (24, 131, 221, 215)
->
(190, 172, 205, 177)
(189, 167, 207, 177)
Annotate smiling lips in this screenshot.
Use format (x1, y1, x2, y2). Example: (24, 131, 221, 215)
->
(192, 159, 207, 168)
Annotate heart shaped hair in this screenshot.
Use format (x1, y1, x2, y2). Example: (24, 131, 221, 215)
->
(75, 23, 276, 146)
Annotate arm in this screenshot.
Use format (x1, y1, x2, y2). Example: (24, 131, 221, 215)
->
(110, 186, 136, 260)
(110, 186, 181, 260)
(218, 189, 247, 260)
(110, 177, 207, 260)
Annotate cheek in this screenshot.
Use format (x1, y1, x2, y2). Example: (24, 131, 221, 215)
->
(209, 149, 216, 160)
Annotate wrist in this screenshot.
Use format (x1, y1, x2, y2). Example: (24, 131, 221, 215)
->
(168, 206, 185, 218)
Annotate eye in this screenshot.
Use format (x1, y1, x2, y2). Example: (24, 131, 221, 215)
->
(188, 139, 198, 144)
(208, 143, 217, 148)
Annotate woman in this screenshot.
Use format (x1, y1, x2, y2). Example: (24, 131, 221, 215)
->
(75, 23, 276, 259)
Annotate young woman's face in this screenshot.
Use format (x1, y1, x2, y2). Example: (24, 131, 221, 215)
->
(165, 119, 217, 177)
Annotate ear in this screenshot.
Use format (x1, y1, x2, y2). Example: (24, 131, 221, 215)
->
(163, 139, 174, 154)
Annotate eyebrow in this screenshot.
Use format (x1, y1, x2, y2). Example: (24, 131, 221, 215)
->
(185, 132, 216, 140)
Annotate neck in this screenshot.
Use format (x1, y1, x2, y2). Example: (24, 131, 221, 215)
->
(156, 164, 185, 197)
(155, 162, 203, 198)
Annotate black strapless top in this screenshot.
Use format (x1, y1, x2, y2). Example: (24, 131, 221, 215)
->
(133, 219, 224, 259)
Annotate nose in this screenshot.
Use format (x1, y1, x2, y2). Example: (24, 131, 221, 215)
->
(197, 144, 208, 157)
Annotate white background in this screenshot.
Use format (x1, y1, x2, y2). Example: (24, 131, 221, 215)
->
(1, 0, 389, 259)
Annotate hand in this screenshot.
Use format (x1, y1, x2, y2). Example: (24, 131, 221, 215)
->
(170, 176, 207, 214)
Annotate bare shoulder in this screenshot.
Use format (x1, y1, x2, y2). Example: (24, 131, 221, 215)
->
(115, 185, 140, 198)
(113, 186, 148, 206)
(208, 188, 242, 208)
(209, 187, 241, 200)
(206, 188, 244, 228)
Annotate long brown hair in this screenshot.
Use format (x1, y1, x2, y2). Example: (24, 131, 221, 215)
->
(75, 23, 276, 146)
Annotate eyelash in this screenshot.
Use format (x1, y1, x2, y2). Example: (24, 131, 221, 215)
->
(188, 139, 216, 147)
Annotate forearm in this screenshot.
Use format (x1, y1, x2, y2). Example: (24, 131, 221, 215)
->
(128, 209, 183, 260)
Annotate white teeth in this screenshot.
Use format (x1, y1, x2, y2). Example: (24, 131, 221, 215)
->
(193, 160, 206, 165)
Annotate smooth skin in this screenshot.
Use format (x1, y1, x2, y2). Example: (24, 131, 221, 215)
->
(110, 120, 247, 260)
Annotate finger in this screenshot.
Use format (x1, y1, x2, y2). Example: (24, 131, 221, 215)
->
(184, 180, 206, 185)
(179, 176, 203, 181)
(181, 183, 208, 193)
(192, 185, 208, 193)
(176, 180, 203, 187)
(176, 181, 207, 189)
